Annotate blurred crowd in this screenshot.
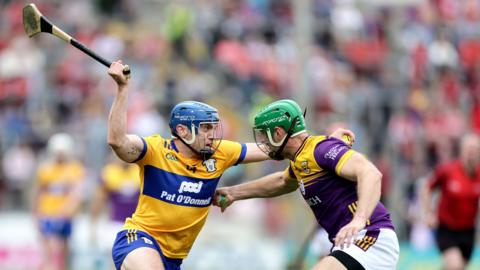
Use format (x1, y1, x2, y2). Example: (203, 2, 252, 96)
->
(1, 0, 480, 251)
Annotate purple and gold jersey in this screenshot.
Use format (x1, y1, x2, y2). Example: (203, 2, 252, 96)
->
(101, 163, 140, 222)
(124, 135, 246, 259)
(285, 136, 394, 242)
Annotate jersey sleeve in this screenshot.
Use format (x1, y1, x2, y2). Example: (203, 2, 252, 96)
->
(134, 135, 164, 166)
(218, 140, 247, 168)
(313, 137, 355, 175)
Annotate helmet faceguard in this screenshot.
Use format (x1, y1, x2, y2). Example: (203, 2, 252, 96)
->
(253, 99, 306, 160)
(169, 101, 223, 160)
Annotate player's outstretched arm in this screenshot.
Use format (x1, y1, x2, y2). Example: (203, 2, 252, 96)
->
(107, 61, 144, 162)
(334, 152, 382, 248)
(241, 143, 270, 163)
(213, 171, 298, 212)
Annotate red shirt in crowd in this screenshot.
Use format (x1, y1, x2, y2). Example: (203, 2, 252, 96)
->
(428, 160, 480, 230)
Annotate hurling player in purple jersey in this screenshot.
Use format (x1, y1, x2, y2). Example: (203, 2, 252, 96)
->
(214, 99, 399, 270)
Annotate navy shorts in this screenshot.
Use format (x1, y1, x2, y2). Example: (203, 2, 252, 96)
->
(112, 229, 183, 270)
(39, 219, 72, 238)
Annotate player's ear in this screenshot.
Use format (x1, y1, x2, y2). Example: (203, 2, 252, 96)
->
(274, 126, 285, 136)
(272, 126, 284, 141)
(176, 124, 189, 137)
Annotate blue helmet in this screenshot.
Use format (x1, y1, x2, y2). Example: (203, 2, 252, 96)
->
(169, 101, 223, 160)
(169, 101, 220, 135)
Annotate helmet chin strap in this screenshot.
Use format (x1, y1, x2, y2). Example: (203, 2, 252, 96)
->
(172, 126, 214, 161)
(268, 117, 299, 161)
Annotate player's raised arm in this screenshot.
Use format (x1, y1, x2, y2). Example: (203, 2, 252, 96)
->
(107, 61, 144, 162)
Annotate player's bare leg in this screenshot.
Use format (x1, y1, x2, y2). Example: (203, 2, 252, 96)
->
(312, 256, 347, 270)
(443, 247, 465, 270)
(41, 236, 68, 270)
(121, 247, 165, 270)
(60, 238, 69, 270)
(39, 236, 51, 270)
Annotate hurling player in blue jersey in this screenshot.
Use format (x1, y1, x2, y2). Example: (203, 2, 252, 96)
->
(106, 61, 355, 270)
(214, 99, 399, 270)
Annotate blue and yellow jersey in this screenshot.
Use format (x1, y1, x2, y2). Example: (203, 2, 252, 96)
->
(124, 135, 246, 259)
(36, 160, 85, 218)
(101, 163, 140, 222)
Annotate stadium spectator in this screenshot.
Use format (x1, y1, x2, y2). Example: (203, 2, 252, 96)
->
(420, 133, 480, 270)
(1, 141, 36, 210)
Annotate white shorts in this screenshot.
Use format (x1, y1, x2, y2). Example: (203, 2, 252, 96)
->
(331, 228, 399, 270)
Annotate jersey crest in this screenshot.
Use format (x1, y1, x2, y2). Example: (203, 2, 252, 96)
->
(300, 160, 310, 174)
(203, 158, 217, 173)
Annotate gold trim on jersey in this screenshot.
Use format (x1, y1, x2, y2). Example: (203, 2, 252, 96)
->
(355, 235, 377, 251)
(335, 149, 354, 175)
(303, 171, 329, 187)
(347, 201, 371, 226)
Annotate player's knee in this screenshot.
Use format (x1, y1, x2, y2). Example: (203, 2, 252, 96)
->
(443, 248, 465, 270)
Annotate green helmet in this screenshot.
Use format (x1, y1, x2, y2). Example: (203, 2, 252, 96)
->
(253, 99, 306, 159)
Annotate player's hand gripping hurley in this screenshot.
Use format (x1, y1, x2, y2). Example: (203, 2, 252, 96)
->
(22, 3, 131, 78)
